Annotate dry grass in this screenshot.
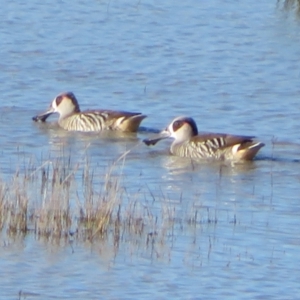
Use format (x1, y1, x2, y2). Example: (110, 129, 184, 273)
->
(278, 0, 300, 15)
(0, 150, 161, 243)
(0, 148, 213, 256)
(0, 174, 28, 235)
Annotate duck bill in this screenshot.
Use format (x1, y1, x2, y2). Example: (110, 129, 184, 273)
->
(32, 107, 55, 122)
(143, 129, 171, 146)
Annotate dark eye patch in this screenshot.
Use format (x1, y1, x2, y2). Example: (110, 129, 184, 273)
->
(56, 95, 63, 106)
(172, 118, 198, 135)
(172, 120, 184, 132)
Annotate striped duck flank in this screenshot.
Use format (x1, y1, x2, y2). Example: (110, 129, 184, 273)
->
(32, 92, 146, 132)
(143, 116, 264, 161)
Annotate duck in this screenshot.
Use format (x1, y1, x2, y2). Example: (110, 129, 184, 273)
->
(143, 116, 264, 161)
(32, 92, 146, 132)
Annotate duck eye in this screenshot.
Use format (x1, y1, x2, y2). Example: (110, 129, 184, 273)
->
(56, 95, 63, 105)
(173, 120, 183, 131)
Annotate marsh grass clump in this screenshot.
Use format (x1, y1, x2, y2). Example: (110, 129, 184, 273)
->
(0, 147, 223, 261)
(278, 0, 300, 15)
(0, 179, 7, 231)
(78, 165, 123, 239)
(29, 157, 75, 238)
(0, 174, 29, 235)
(32, 191, 72, 239)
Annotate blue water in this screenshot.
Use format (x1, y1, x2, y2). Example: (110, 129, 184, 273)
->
(1, 0, 300, 299)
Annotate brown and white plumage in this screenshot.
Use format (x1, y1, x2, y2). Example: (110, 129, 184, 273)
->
(32, 92, 146, 132)
(144, 116, 264, 161)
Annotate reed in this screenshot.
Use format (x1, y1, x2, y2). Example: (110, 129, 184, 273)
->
(78, 159, 123, 239)
(0, 149, 157, 242)
(27, 155, 74, 238)
(0, 148, 216, 252)
(279, 0, 300, 15)
(0, 179, 7, 232)
(0, 173, 28, 235)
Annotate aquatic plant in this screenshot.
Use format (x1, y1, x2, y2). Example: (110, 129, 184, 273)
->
(0, 151, 167, 242)
(278, 0, 300, 15)
(0, 146, 229, 264)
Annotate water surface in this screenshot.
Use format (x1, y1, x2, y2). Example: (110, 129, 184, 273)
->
(1, 0, 300, 299)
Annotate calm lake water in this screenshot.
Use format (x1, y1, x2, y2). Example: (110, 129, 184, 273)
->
(1, 0, 300, 299)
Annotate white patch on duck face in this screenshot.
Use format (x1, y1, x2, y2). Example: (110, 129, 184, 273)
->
(176, 122, 193, 141)
(232, 144, 241, 154)
(170, 126, 182, 140)
(168, 124, 187, 143)
(52, 97, 59, 111)
(167, 117, 187, 139)
(166, 123, 174, 136)
(169, 121, 175, 131)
